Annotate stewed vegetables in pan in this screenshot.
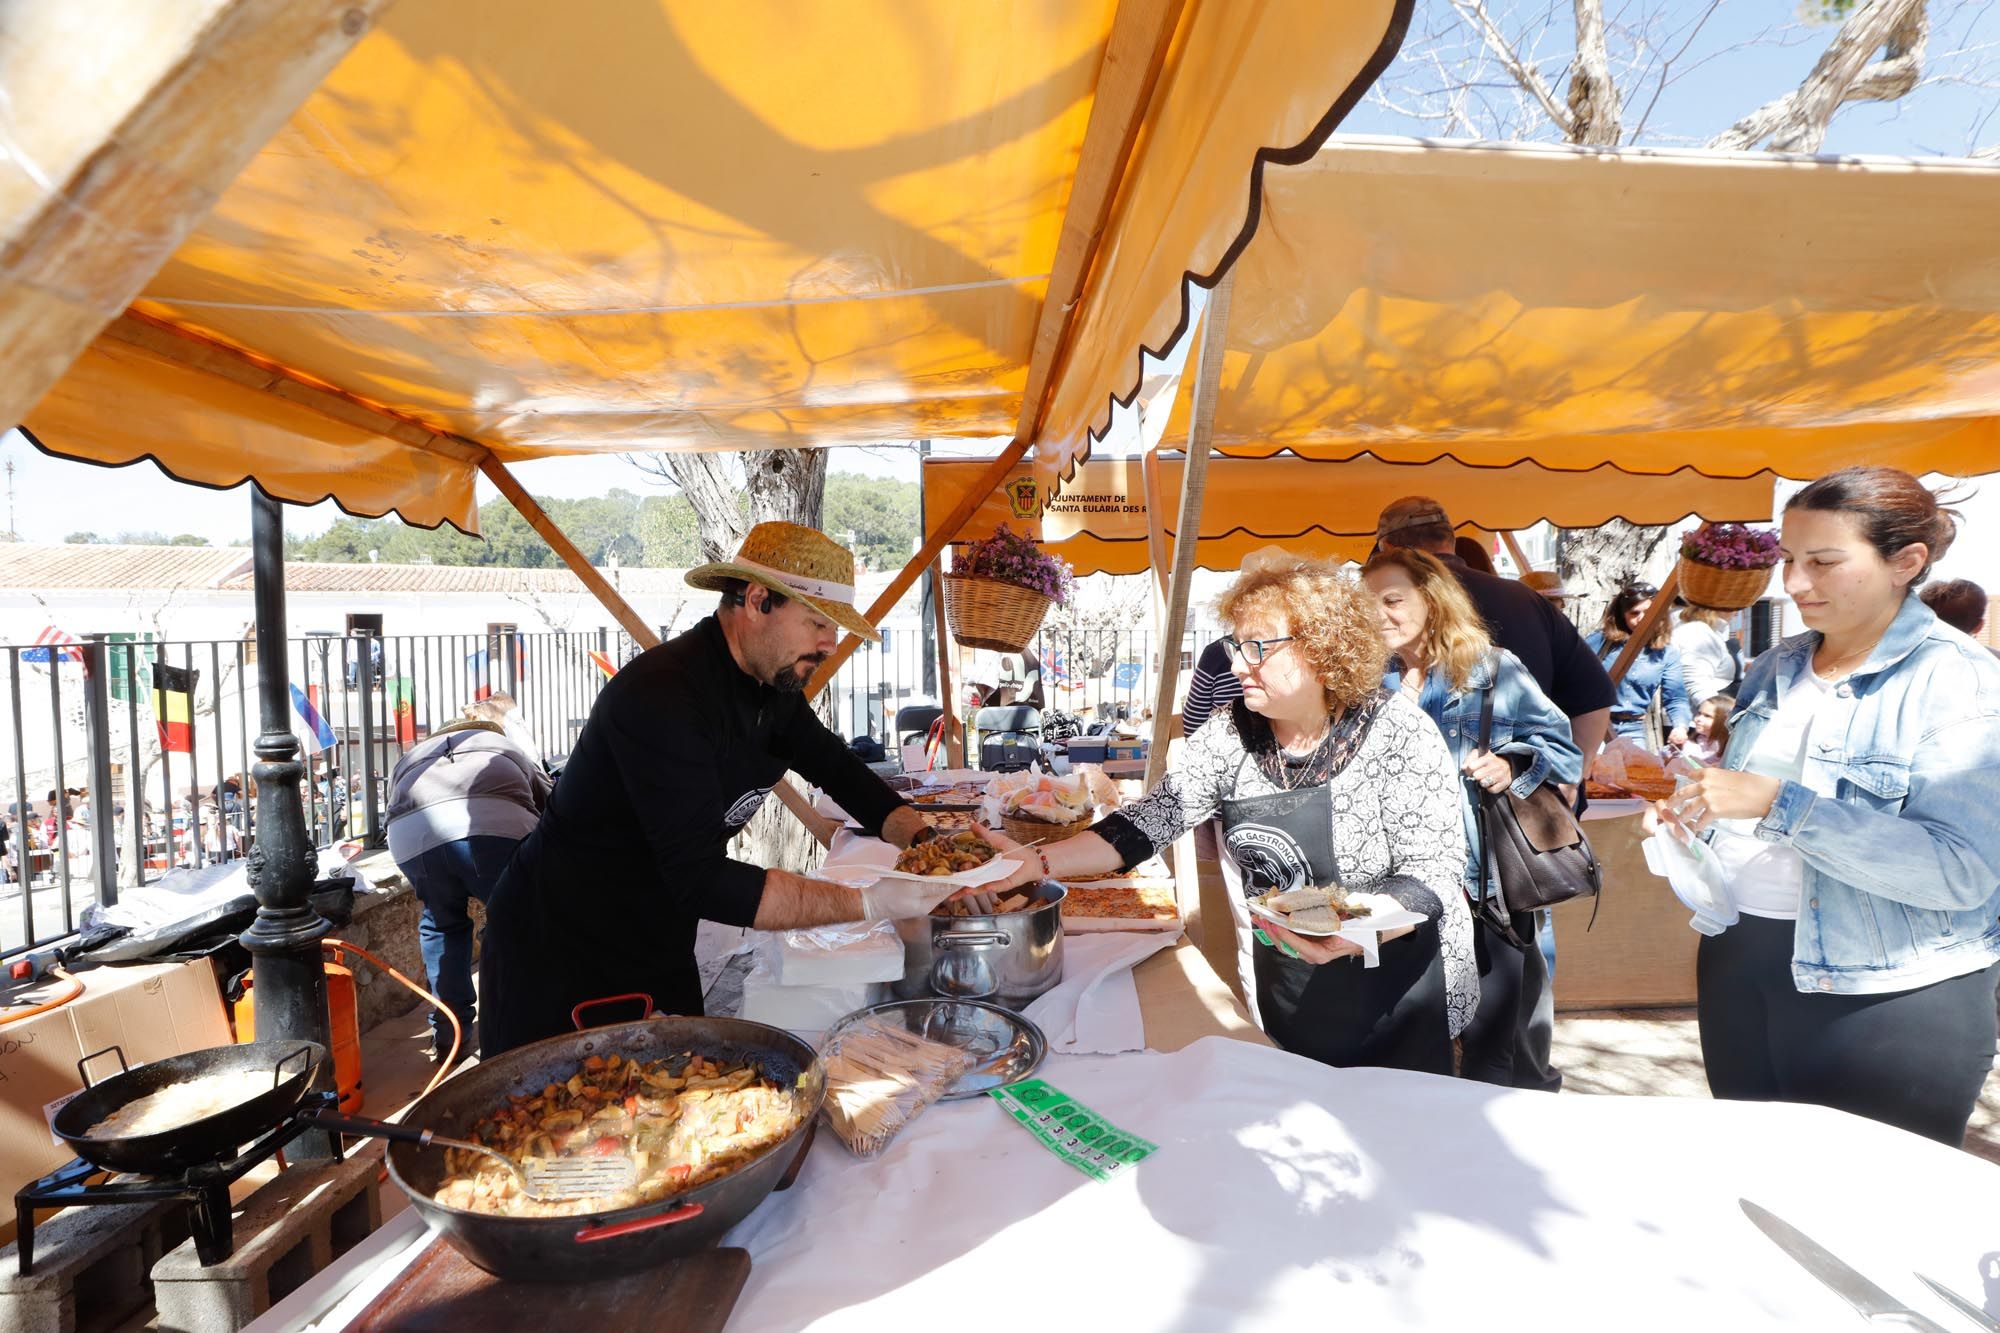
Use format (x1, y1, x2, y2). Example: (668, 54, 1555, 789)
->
(433, 1051, 802, 1218)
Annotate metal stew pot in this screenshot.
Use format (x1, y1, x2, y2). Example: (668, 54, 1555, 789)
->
(380, 1004, 824, 1284)
(893, 880, 1065, 1008)
(53, 1040, 324, 1175)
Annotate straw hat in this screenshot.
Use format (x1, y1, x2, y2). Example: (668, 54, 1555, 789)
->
(685, 522, 880, 641)
(1520, 570, 1574, 600)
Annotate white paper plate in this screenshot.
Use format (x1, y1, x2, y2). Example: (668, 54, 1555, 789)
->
(1246, 892, 1426, 939)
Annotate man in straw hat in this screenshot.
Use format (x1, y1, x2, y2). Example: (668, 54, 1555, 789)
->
(479, 522, 950, 1055)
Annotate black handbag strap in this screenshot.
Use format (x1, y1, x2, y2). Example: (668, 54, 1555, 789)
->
(1475, 667, 1497, 913)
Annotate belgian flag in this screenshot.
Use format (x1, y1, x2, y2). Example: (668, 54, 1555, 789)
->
(152, 664, 197, 754)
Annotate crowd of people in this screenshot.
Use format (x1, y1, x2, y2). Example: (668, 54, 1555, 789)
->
(989, 464, 2000, 1149)
(373, 466, 2000, 1155)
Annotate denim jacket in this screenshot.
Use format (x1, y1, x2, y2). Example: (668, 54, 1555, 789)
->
(1387, 650, 1585, 894)
(1722, 594, 2000, 994)
(1584, 632, 1693, 729)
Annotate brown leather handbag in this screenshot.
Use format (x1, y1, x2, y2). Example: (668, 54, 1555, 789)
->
(1474, 680, 1601, 918)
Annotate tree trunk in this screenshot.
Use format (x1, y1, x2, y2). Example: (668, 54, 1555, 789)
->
(647, 448, 835, 878)
(1709, 0, 1928, 152)
(1557, 520, 1676, 633)
(1566, 0, 1624, 145)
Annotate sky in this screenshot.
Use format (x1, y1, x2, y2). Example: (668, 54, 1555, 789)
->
(10, 0, 1999, 574)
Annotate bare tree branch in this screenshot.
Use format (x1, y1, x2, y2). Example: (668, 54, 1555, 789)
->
(1709, 0, 1930, 152)
(1449, 0, 1577, 135)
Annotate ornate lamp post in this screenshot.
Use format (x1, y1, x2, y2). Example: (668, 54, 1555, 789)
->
(237, 491, 334, 1159)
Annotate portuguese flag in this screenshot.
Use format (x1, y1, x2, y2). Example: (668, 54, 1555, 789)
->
(386, 677, 417, 745)
(152, 664, 197, 754)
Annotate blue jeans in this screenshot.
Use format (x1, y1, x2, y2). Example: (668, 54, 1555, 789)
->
(404, 836, 518, 1055)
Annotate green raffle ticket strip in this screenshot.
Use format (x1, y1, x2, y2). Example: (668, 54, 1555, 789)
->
(989, 1078, 1158, 1182)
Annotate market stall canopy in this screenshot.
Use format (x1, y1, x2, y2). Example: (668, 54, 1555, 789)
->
(19, 0, 1410, 532)
(923, 454, 1773, 574)
(1163, 136, 2000, 479)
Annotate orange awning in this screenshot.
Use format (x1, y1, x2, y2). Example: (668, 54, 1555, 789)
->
(925, 454, 1773, 574)
(22, 0, 1409, 531)
(1162, 136, 2000, 479)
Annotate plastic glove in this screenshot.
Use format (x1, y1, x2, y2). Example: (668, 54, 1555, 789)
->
(858, 878, 959, 921)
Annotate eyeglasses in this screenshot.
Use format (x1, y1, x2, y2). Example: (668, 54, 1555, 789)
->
(1627, 584, 1659, 598)
(1223, 636, 1296, 665)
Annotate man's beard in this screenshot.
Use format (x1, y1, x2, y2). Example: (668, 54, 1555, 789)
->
(770, 656, 825, 692)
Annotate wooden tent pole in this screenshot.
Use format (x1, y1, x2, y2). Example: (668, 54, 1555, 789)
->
(477, 456, 660, 651)
(804, 437, 1031, 698)
(1607, 566, 1680, 685)
(0, 1, 387, 433)
(1501, 530, 1534, 574)
(1145, 275, 1235, 789)
(931, 559, 964, 767)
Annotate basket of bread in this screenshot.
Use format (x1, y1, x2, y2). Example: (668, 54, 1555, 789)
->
(990, 772, 1096, 845)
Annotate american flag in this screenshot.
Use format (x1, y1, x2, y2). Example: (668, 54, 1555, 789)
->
(22, 626, 83, 664)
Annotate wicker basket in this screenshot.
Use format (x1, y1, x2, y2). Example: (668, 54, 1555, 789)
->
(1677, 557, 1773, 611)
(1001, 810, 1093, 846)
(943, 573, 1053, 653)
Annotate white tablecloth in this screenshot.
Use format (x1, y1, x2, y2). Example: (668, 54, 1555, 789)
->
(725, 1037, 2000, 1331)
(1021, 931, 1176, 1054)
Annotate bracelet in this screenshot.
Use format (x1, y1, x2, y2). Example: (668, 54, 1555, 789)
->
(1034, 847, 1053, 879)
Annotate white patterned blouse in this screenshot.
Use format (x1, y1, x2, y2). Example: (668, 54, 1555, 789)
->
(1092, 692, 1478, 1036)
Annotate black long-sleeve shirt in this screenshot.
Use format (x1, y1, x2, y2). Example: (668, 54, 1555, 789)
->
(479, 615, 906, 1051)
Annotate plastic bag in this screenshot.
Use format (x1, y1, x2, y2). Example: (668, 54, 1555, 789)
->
(818, 1015, 971, 1158)
(761, 921, 906, 986)
(1643, 820, 1738, 936)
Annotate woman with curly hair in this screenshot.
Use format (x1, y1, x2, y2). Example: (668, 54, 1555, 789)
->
(980, 556, 1475, 1073)
(1361, 548, 1582, 1089)
(1586, 583, 1693, 745)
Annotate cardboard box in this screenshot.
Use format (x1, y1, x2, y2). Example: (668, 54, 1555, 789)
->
(1106, 737, 1148, 762)
(1, 959, 232, 1228)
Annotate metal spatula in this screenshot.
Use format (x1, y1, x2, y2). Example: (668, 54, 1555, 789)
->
(311, 1109, 637, 1202)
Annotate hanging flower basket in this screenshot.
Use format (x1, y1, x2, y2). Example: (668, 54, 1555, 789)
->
(943, 574, 1052, 652)
(944, 525, 1075, 653)
(1677, 523, 1780, 611)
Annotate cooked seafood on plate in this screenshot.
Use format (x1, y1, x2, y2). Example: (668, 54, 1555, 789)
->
(432, 1052, 801, 1218)
(894, 831, 1000, 877)
(1252, 884, 1372, 935)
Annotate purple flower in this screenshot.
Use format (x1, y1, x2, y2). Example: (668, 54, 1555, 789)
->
(956, 524, 1076, 605)
(1681, 523, 1781, 571)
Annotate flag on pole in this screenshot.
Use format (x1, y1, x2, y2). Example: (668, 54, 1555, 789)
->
(290, 683, 337, 754)
(587, 649, 618, 680)
(386, 677, 417, 744)
(22, 626, 84, 664)
(152, 664, 197, 753)
(1045, 646, 1070, 686)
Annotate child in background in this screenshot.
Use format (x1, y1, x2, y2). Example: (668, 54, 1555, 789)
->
(1688, 694, 1733, 767)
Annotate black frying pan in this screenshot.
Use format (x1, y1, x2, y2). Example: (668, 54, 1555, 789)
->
(378, 996, 823, 1283)
(52, 1040, 324, 1174)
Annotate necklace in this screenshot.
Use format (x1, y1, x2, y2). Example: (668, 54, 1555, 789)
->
(1273, 715, 1334, 792)
(1813, 635, 1883, 680)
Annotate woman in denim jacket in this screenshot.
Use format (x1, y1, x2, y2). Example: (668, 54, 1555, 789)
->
(1662, 466, 2000, 1145)
(1586, 585, 1693, 747)
(1363, 549, 1583, 1089)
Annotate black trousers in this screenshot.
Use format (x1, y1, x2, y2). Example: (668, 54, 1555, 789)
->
(1459, 909, 1560, 1092)
(1697, 913, 1999, 1146)
(1254, 881, 1451, 1076)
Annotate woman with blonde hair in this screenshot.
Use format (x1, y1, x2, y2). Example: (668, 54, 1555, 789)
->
(981, 557, 1475, 1073)
(1673, 603, 1738, 706)
(1587, 584, 1692, 745)
(1361, 548, 1582, 1089)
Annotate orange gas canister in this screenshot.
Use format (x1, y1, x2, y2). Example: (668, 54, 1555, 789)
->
(233, 961, 364, 1112)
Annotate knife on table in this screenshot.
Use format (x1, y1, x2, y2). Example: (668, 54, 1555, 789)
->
(1739, 1199, 1951, 1331)
(1915, 1274, 2000, 1333)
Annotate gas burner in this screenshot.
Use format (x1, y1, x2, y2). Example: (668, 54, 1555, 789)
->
(13, 1089, 342, 1274)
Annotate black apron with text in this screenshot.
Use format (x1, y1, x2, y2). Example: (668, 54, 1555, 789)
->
(1220, 778, 1450, 1074)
